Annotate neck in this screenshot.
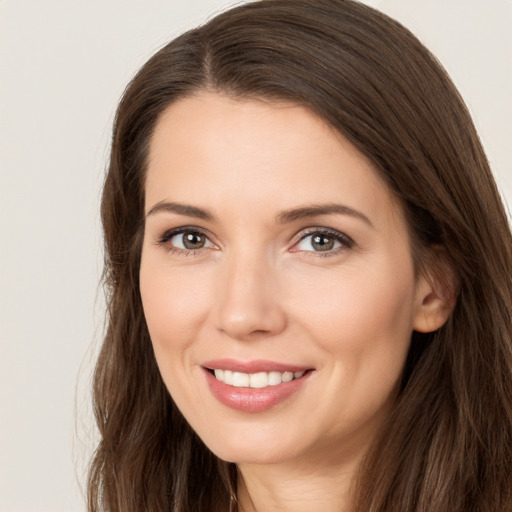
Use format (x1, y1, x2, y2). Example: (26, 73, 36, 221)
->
(235, 453, 360, 512)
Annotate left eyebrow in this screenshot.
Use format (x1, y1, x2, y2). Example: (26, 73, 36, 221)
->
(276, 203, 374, 228)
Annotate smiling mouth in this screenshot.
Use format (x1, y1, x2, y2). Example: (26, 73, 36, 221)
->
(208, 369, 308, 388)
(202, 362, 314, 412)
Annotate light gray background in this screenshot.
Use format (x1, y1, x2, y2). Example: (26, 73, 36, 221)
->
(1, 1, 510, 511)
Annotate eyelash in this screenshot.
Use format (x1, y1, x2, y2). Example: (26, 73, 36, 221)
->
(156, 226, 355, 258)
(294, 228, 355, 257)
(156, 227, 212, 257)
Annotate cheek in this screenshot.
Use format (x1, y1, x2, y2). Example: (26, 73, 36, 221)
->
(289, 266, 416, 430)
(139, 258, 211, 349)
(139, 259, 212, 410)
(291, 262, 415, 337)
(287, 261, 417, 392)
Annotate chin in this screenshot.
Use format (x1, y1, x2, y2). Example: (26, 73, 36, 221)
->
(194, 422, 305, 465)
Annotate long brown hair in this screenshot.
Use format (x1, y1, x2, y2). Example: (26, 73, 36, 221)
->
(88, 1, 512, 511)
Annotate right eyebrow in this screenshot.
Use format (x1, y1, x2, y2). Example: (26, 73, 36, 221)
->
(145, 201, 215, 221)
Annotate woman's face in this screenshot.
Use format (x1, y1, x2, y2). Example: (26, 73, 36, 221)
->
(140, 92, 434, 467)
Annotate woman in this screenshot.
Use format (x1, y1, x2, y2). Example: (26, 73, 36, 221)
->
(88, 1, 512, 511)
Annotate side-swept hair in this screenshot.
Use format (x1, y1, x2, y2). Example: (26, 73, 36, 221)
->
(89, 1, 512, 511)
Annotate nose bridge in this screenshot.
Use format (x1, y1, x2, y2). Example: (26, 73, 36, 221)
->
(214, 245, 287, 340)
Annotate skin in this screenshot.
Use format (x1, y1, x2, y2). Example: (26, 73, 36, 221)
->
(139, 92, 450, 512)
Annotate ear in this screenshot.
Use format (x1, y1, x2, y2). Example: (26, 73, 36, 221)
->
(413, 250, 459, 333)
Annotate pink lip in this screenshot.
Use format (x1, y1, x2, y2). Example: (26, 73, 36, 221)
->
(201, 360, 313, 413)
(202, 358, 311, 374)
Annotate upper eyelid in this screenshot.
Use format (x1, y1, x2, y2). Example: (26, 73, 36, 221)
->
(295, 226, 354, 243)
(157, 225, 349, 240)
(160, 225, 212, 240)
(297, 226, 349, 238)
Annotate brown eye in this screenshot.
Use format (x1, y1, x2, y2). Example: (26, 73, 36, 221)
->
(181, 232, 206, 249)
(294, 229, 354, 255)
(161, 229, 215, 253)
(311, 234, 335, 251)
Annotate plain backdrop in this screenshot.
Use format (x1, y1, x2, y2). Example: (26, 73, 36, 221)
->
(1, 1, 511, 511)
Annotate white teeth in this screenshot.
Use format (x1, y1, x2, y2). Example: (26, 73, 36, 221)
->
(281, 371, 293, 383)
(268, 371, 282, 386)
(232, 372, 250, 387)
(212, 369, 307, 388)
(250, 372, 268, 388)
(224, 370, 233, 385)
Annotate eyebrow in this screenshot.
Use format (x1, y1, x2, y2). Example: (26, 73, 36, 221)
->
(146, 201, 373, 228)
(146, 201, 215, 221)
(277, 204, 373, 228)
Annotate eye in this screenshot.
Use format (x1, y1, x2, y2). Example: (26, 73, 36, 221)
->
(158, 228, 215, 254)
(293, 229, 354, 255)
(171, 231, 211, 250)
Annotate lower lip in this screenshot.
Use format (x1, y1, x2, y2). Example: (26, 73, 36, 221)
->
(203, 368, 311, 413)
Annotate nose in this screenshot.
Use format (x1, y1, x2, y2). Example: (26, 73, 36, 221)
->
(214, 250, 287, 341)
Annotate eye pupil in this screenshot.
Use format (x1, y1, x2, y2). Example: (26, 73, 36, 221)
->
(312, 234, 334, 251)
(183, 232, 205, 249)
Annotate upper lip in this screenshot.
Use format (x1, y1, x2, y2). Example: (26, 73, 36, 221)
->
(202, 358, 312, 374)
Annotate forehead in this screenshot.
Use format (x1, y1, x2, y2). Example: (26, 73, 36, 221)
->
(145, 92, 403, 231)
